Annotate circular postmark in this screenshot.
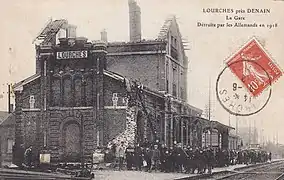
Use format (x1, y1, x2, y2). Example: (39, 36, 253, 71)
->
(216, 59, 272, 116)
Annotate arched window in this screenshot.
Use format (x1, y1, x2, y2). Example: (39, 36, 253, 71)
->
(52, 77, 61, 106)
(74, 76, 82, 106)
(63, 76, 72, 106)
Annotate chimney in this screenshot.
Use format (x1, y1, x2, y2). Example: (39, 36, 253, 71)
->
(56, 24, 77, 46)
(128, 0, 141, 42)
(56, 28, 67, 45)
(100, 29, 108, 43)
(67, 24, 77, 38)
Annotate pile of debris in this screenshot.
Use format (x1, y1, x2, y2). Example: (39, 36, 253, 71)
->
(108, 106, 137, 148)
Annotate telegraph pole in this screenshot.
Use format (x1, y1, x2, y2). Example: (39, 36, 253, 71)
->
(235, 115, 238, 136)
(277, 131, 279, 146)
(8, 47, 15, 113)
(261, 119, 264, 147)
(8, 84, 11, 113)
(209, 77, 212, 148)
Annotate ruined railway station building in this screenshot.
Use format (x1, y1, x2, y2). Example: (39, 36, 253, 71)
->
(13, 1, 234, 163)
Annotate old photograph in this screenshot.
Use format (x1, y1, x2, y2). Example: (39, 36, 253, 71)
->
(0, 0, 284, 179)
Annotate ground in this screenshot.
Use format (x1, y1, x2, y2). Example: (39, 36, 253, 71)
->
(92, 159, 284, 180)
(92, 164, 249, 180)
(0, 159, 282, 180)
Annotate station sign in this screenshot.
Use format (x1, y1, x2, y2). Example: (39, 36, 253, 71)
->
(56, 50, 88, 60)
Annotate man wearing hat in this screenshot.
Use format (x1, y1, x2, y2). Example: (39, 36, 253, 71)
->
(116, 141, 126, 171)
(150, 144, 160, 172)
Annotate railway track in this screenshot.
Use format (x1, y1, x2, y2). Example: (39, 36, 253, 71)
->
(0, 171, 92, 180)
(213, 160, 284, 180)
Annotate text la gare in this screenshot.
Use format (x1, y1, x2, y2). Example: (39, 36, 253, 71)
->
(226, 15, 245, 21)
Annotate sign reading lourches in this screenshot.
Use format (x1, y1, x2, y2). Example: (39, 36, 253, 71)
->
(56, 50, 88, 59)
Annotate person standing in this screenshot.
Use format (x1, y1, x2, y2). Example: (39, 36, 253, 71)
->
(24, 146, 33, 168)
(134, 144, 143, 171)
(125, 145, 135, 170)
(111, 144, 117, 161)
(175, 144, 186, 173)
(116, 141, 126, 171)
(150, 145, 160, 172)
(197, 149, 205, 174)
(160, 144, 167, 172)
(205, 148, 214, 174)
(143, 147, 152, 172)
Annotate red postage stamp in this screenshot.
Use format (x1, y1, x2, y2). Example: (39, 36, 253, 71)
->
(226, 37, 282, 97)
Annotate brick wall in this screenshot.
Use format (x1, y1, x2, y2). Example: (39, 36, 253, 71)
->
(106, 39, 189, 102)
(0, 123, 15, 165)
(107, 41, 166, 53)
(21, 79, 41, 109)
(107, 54, 166, 92)
(104, 75, 127, 106)
(103, 75, 128, 143)
(47, 109, 95, 162)
(104, 109, 126, 142)
(21, 111, 41, 148)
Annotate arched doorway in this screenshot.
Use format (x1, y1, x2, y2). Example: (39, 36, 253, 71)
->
(63, 122, 81, 162)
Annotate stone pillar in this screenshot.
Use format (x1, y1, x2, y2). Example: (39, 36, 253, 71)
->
(189, 117, 193, 146)
(221, 130, 229, 150)
(186, 119, 189, 146)
(197, 125, 202, 148)
(217, 132, 220, 148)
(15, 91, 24, 147)
(92, 41, 107, 147)
(164, 115, 167, 145)
(170, 114, 173, 147)
(165, 98, 173, 147)
(175, 117, 178, 143)
(38, 47, 53, 161)
(14, 91, 24, 166)
(181, 118, 184, 146)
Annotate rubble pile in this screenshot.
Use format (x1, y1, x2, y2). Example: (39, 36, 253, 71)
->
(108, 106, 137, 148)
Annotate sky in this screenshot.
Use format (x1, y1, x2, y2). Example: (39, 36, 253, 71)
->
(1, 0, 284, 143)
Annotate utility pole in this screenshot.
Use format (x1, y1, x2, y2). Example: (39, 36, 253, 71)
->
(8, 47, 14, 113)
(8, 84, 11, 113)
(235, 115, 238, 136)
(261, 119, 264, 147)
(209, 77, 212, 148)
(277, 131, 279, 146)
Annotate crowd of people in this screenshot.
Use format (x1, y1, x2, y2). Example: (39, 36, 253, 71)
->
(13, 140, 272, 175)
(104, 140, 272, 174)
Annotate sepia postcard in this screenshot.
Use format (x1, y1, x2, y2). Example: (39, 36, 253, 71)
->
(0, 0, 284, 179)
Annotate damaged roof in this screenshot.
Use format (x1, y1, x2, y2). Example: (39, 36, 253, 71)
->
(13, 73, 41, 92)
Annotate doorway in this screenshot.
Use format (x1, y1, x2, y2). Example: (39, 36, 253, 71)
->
(63, 123, 81, 162)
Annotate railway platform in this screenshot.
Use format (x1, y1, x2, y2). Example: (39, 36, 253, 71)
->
(92, 159, 284, 180)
